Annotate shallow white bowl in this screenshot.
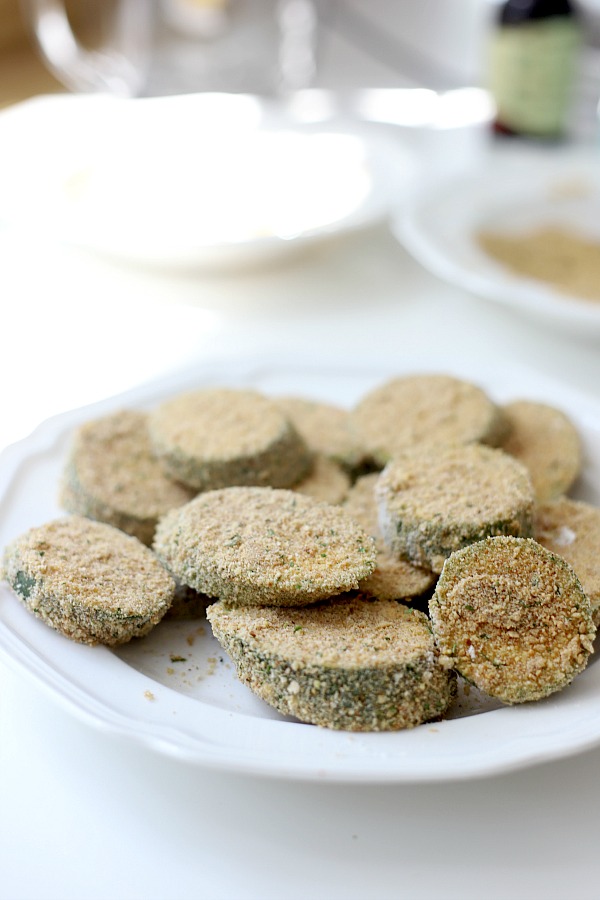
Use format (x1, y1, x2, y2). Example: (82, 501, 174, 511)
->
(0, 92, 413, 270)
(393, 144, 600, 337)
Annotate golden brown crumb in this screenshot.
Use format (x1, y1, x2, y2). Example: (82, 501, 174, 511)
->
(148, 388, 312, 491)
(154, 486, 376, 606)
(351, 374, 508, 467)
(429, 536, 595, 703)
(292, 454, 351, 505)
(60, 409, 195, 545)
(477, 226, 600, 303)
(2, 516, 175, 645)
(500, 400, 581, 501)
(343, 473, 434, 600)
(535, 496, 600, 619)
(207, 595, 456, 730)
(273, 395, 368, 473)
(376, 444, 535, 573)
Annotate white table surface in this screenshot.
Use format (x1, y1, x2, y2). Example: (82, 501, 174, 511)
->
(2, 113, 600, 900)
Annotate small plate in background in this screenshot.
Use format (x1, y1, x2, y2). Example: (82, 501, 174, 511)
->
(393, 145, 600, 337)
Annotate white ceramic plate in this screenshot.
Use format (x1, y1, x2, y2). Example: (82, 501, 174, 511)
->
(2, 357, 600, 783)
(0, 92, 412, 270)
(393, 145, 600, 337)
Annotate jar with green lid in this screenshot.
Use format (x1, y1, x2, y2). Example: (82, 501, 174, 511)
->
(489, 0, 581, 138)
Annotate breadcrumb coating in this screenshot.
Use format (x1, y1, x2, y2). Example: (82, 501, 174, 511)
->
(351, 374, 508, 466)
(293, 454, 351, 505)
(477, 226, 600, 303)
(2, 516, 175, 645)
(274, 395, 368, 473)
(376, 444, 535, 573)
(429, 536, 595, 703)
(154, 486, 376, 607)
(208, 595, 456, 730)
(60, 409, 195, 545)
(343, 473, 435, 600)
(500, 400, 582, 501)
(148, 388, 312, 491)
(536, 496, 600, 621)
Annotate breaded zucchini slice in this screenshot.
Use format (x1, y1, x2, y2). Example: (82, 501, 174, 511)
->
(60, 409, 196, 545)
(292, 454, 351, 505)
(429, 536, 595, 704)
(148, 388, 312, 492)
(273, 395, 368, 474)
(351, 373, 507, 467)
(207, 595, 456, 731)
(500, 399, 582, 501)
(2, 516, 175, 645)
(376, 444, 535, 574)
(343, 473, 435, 601)
(153, 486, 376, 607)
(536, 496, 600, 623)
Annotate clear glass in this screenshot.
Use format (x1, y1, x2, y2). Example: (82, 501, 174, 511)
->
(20, 0, 319, 98)
(21, 0, 153, 96)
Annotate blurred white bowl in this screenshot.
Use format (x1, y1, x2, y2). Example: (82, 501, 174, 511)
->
(393, 143, 600, 337)
(0, 91, 416, 270)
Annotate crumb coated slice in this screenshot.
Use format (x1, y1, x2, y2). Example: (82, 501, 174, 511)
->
(148, 388, 312, 492)
(153, 486, 376, 607)
(536, 496, 600, 622)
(376, 444, 535, 574)
(429, 536, 595, 704)
(500, 400, 581, 501)
(292, 454, 351, 505)
(60, 409, 196, 545)
(343, 473, 435, 600)
(351, 373, 507, 467)
(207, 595, 456, 731)
(2, 516, 175, 645)
(273, 395, 368, 474)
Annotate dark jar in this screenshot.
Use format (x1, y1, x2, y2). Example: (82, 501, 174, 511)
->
(489, 0, 581, 138)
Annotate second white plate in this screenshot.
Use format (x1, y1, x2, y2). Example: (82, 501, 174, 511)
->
(393, 145, 600, 337)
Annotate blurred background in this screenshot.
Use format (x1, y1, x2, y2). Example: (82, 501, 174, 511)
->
(3, 1, 600, 137)
(3, 0, 600, 447)
(2, 0, 496, 103)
